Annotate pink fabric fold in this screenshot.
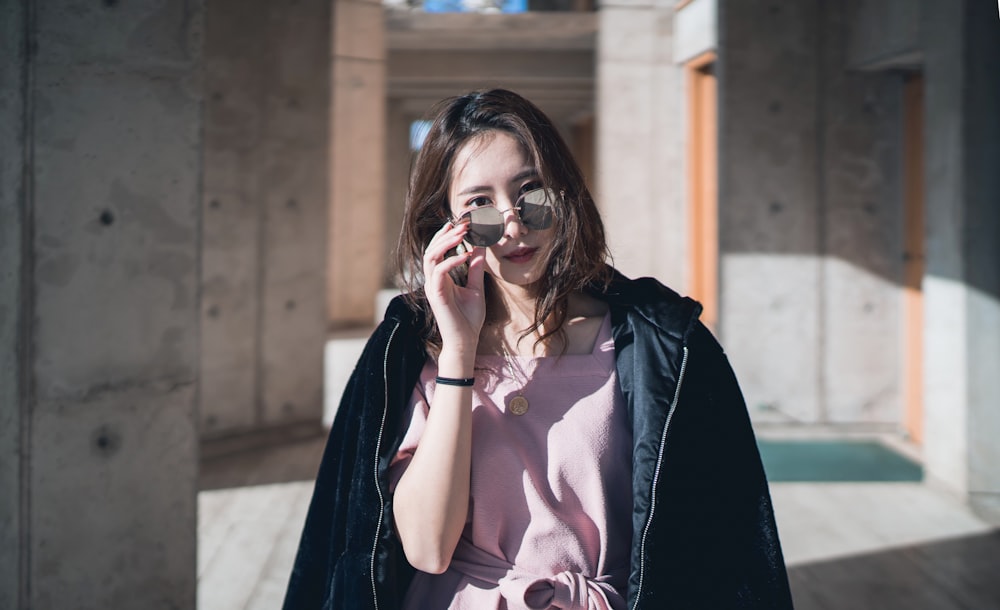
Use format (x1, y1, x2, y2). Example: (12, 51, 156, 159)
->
(519, 570, 622, 610)
(450, 542, 626, 610)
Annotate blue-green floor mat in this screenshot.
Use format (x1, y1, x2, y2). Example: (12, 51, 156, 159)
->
(757, 439, 923, 482)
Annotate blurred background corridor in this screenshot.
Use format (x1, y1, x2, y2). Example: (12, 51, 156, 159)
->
(3, 0, 999, 608)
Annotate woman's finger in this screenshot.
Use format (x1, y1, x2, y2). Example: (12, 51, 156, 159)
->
(431, 248, 470, 279)
(463, 247, 486, 291)
(423, 222, 468, 267)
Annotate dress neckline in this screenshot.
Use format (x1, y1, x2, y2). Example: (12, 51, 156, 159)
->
(476, 311, 612, 363)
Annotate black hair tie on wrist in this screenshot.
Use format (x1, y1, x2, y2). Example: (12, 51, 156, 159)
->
(435, 376, 475, 387)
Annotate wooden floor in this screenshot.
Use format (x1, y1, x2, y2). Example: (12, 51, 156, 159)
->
(198, 436, 1000, 609)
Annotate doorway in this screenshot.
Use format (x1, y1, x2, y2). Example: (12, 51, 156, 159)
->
(686, 51, 718, 332)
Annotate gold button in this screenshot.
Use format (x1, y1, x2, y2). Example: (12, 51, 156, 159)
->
(509, 395, 529, 416)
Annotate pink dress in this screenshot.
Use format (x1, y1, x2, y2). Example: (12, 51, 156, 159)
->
(389, 314, 633, 610)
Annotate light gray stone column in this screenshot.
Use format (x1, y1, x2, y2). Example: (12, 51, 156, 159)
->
(385, 98, 413, 289)
(922, 0, 1000, 524)
(328, 0, 387, 326)
(596, 0, 686, 289)
(200, 0, 330, 440)
(1, 0, 203, 607)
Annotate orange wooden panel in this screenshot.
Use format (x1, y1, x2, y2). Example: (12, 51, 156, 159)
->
(902, 74, 925, 444)
(686, 52, 718, 332)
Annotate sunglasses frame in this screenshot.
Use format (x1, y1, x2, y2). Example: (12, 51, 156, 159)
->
(448, 187, 559, 247)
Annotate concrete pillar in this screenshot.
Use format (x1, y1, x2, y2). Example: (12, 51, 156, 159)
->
(328, 0, 387, 326)
(385, 99, 413, 289)
(0, 5, 28, 606)
(718, 0, 902, 424)
(596, 0, 686, 290)
(718, 0, 823, 422)
(922, 0, 1000, 523)
(0, 1, 203, 607)
(201, 0, 330, 440)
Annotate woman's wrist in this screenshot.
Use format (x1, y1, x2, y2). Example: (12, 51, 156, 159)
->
(437, 346, 476, 378)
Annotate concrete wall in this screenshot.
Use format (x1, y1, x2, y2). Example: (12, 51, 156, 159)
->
(201, 0, 329, 440)
(922, 0, 1000, 523)
(0, 0, 203, 606)
(960, 0, 1000, 524)
(0, 3, 27, 606)
(597, 0, 686, 290)
(385, 99, 414, 288)
(329, 0, 387, 326)
(673, 0, 716, 64)
(718, 0, 901, 424)
(846, 0, 922, 69)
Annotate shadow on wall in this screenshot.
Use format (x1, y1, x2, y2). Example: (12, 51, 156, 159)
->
(788, 530, 1000, 609)
(719, 0, 1000, 303)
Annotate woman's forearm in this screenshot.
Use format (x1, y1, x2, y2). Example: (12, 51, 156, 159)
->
(392, 348, 475, 574)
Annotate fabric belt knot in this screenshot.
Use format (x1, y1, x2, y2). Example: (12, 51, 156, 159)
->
(449, 541, 626, 610)
(519, 569, 620, 610)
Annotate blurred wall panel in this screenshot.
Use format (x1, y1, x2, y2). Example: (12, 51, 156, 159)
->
(201, 0, 330, 441)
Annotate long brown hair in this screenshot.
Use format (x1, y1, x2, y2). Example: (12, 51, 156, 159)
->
(396, 89, 611, 355)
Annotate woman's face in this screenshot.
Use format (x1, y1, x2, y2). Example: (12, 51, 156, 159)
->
(447, 130, 554, 289)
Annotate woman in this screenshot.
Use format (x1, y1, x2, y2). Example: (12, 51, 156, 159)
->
(283, 89, 793, 610)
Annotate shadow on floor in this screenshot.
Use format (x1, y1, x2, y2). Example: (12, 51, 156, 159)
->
(199, 434, 327, 491)
(789, 530, 1000, 609)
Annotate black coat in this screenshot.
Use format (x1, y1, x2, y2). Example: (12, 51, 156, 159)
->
(283, 273, 794, 610)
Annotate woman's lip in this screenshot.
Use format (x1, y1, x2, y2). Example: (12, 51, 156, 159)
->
(503, 247, 537, 262)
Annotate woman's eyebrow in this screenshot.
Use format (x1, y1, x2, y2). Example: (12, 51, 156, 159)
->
(510, 169, 540, 184)
(456, 184, 492, 197)
(455, 169, 539, 198)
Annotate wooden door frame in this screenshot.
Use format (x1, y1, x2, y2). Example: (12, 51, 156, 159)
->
(902, 73, 925, 444)
(686, 50, 718, 331)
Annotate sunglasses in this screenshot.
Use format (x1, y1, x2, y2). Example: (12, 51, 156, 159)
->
(449, 187, 557, 247)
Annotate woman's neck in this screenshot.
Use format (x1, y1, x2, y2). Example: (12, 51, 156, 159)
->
(487, 280, 539, 328)
(478, 289, 609, 357)
(481, 280, 551, 356)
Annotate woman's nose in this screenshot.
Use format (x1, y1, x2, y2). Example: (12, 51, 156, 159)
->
(501, 206, 528, 239)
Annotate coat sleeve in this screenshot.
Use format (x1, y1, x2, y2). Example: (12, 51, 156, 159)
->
(647, 322, 794, 609)
(281, 324, 390, 610)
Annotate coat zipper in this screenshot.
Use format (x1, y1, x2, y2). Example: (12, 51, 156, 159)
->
(632, 345, 689, 610)
(370, 321, 401, 610)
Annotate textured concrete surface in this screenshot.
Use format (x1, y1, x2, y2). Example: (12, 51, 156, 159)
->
(0, 2, 27, 607)
(597, 0, 686, 290)
(846, 0, 921, 69)
(719, 0, 821, 423)
(719, 0, 902, 425)
(956, 0, 1000, 527)
(818, 1, 902, 424)
(2, 0, 204, 607)
(922, 0, 1000, 522)
(328, 0, 388, 326)
(201, 0, 329, 437)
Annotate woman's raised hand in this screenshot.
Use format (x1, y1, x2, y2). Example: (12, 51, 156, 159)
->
(423, 221, 487, 354)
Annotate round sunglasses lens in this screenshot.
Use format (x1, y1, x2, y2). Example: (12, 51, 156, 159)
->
(519, 188, 555, 230)
(464, 208, 504, 246)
